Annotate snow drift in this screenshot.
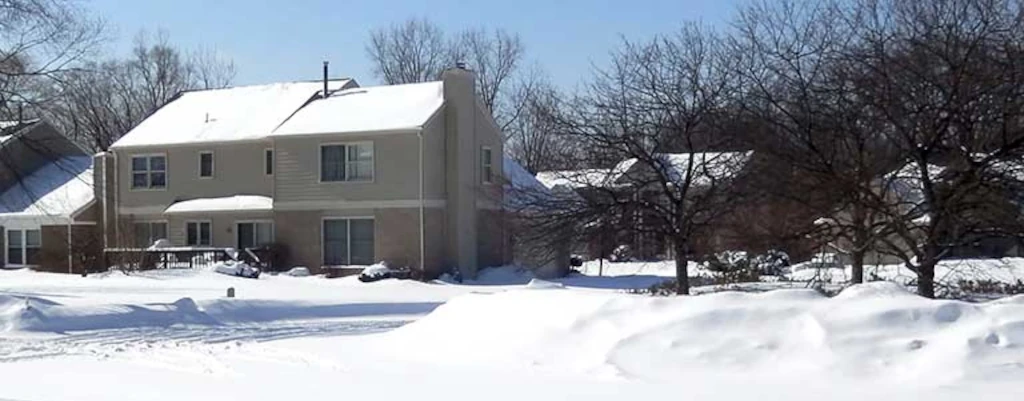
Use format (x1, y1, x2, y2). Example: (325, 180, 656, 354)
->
(376, 282, 1024, 386)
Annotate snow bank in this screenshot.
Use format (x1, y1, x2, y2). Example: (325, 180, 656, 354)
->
(377, 283, 1024, 385)
(285, 267, 311, 277)
(1, 295, 217, 332)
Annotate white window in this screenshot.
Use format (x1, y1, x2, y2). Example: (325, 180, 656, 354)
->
(133, 222, 168, 248)
(186, 221, 212, 246)
(481, 146, 494, 184)
(320, 143, 373, 182)
(199, 151, 214, 178)
(323, 218, 374, 266)
(237, 221, 274, 249)
(6, 229, 41, 266)
(264, 149, 274, 175)
(131, 155, 167, 189)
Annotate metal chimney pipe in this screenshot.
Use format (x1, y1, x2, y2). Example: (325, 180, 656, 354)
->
(322, 61, 329, 99)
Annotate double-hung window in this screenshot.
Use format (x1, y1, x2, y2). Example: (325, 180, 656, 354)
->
(320, 143, 373, 182)
(237, 222, 273, 249)
(323, 218, 374, 266)
(6, 229, 40, 266)
(186, 221, 212, 247)
(131, 155, 167, 189)
(199, 151, 214, 178)
(481, 146, 494, 184)
(133, 222, 168, 248)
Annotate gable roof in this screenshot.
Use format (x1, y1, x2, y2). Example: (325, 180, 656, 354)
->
(0, 156, 94, 222)
(110, 80, 353, 149)
(272, 81, 445, 137)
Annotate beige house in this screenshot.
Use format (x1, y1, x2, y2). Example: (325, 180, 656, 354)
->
(98, 67, 508, 278)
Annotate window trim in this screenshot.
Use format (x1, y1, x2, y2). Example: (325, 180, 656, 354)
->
(5, 228, 41, 267)
(198, 151, 215, 179)
(132, 220, 169, 248)
(185, 220, 213, 247)
(264, 148, 274, 176)
(481, 146, 494, 184)
(318, 142, 375, 184)
(235, 220, 275, 249)
(320, 216, 375, 267)
(129, 153, 168, 191)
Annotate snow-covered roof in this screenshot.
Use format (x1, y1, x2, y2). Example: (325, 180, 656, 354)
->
(272, 81, 444, 137)
(618, 151, 753, 186)
(110, 80, 352, 148)
(164, 195, 273, 214)
(504, 156, 554, 209)
(0, 156, 94, 221)
(0, 119, 40, 145)
(884, 162, 947, 205)
(0, 119, 39, 130)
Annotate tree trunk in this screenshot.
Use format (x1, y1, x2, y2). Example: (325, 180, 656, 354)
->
(917, 260, 936, 299)
(674, 240, 690, 295)
(850, 203, 867, 284)
(850, 250, 865, 284)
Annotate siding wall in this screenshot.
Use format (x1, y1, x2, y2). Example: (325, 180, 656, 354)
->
(114, 141, 273, 210)
(272, 122, 447, 207)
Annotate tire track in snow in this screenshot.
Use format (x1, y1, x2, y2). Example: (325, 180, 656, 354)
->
(0, 319, 407, 363)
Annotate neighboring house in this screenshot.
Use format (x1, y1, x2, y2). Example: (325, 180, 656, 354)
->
(535, 151, 757, 260)
(98, 66, 507, 278)
(0, 120, 100, 272)
(816, 159, 1024, 266)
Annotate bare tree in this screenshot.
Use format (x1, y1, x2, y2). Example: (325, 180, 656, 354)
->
(189, 47, 236, 90)
(450, 28, 524, 125)
(0, 0, 103, 118)
(730, 0, 898, 284)
(514, 25, 744, 295)
(40, 31, 236, 151)
(365, 18, 542, 137)
(366, 18, 449, 85)
(842, 0, 1024, 298)
(504, 73, 568, 174)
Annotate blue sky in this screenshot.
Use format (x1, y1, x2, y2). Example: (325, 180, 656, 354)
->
(87, 0, 739, 89)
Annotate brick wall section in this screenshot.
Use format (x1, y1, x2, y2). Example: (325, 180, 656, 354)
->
(37, 225, 102, 274)
(274, 208, 447, 277)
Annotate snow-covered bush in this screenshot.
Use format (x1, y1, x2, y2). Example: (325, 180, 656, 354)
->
(610, 245, 634, 262)
(358, 262, 412, 282)
(752, 250, 791, 276)
(705, 251, 751, 272)
(212, 261, 260, 279)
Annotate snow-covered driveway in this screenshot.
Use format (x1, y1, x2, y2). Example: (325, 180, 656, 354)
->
(0, 318, 408, 363)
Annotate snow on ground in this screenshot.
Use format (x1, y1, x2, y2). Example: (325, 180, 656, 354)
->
(1, 262, 1023, 400)
(789, 257, 1024, 286)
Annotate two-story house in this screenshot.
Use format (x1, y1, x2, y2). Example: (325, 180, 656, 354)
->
(97, 66, 507, 278)
(0, 119, 100, 272)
